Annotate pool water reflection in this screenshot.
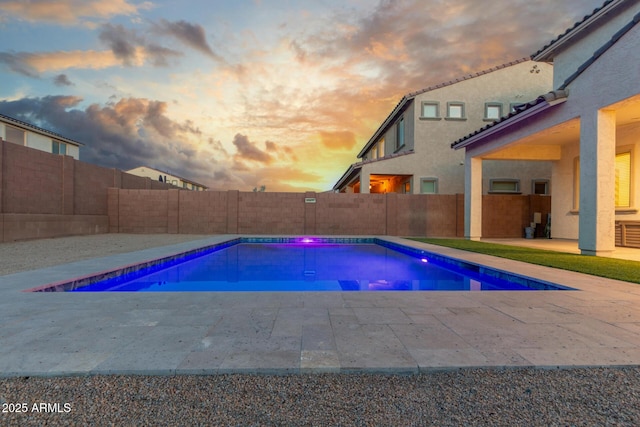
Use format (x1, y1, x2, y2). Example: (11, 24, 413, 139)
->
(69, 243, 566, 292)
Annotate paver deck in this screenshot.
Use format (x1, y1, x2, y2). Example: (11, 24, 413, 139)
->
(1, 235, 640, 376)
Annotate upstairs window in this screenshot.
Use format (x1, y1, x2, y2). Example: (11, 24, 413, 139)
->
(420, 102, 440, 119)
(446, 102, 465, 120)
(484, 103, 503, 121)
(377, 138, 385, 158)
(52, 140, 67, 155)
(5, 125, 25, 145)
(510, 103, 524, 113)
(396, 116, 405, 150)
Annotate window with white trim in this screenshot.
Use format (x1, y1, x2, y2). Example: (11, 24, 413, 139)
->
(489, 179, 520, 193)
(615, 152, 631, 207)
(532, 179, 549, 195)
(574, 152, 632, 208)
(52, 140, 67, 155)
(420, 178, 438, 194)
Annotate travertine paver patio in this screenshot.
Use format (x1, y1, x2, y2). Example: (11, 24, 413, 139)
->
(1, 235, 640, 376)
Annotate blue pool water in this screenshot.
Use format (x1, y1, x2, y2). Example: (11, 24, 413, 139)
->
(56, 240, 573, 292)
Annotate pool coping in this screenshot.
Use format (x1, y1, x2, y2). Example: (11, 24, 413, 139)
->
(1, 234, 640, 377)
(26, 236, 574, 293)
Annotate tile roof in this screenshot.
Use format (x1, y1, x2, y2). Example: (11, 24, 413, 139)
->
(451, 90, 569, 149)
(453, 0, 640, 151)
(0, 112, 84, 146)
(532, 0, 624, 60)
(557, 8, 640, 90)
(357, 58, 531, 158)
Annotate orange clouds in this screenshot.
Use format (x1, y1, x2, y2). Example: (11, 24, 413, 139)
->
(318, 130, 357, 151)
(0, 0, 608, 193)
(21, 50, 123, 73)
(1, 0, 150, 26)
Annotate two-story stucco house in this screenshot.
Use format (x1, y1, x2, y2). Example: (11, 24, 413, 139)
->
(453, 0, 640, 255)
(126, 166, 208, 191)
(333, 59, 553, 196)
(0, 113, 82, 159)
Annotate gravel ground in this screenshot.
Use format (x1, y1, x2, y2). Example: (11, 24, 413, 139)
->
(0, 234, 211, 276)
(2, 235, 640, 426)
(1, 368, 639, 426)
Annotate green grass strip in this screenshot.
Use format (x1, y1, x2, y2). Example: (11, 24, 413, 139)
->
(410, 238, 640, 284)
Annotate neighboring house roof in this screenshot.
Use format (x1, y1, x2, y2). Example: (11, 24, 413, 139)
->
(532, 0, 625, 61)
(333, 150, 415, 190)
(451, 90, 569, 149)
(128, 166, 208, 189)
(357, 58, 531, 158)
(0, 112, 84, 146)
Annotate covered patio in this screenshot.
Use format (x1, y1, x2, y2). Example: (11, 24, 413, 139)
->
(452, 2, 640, 256)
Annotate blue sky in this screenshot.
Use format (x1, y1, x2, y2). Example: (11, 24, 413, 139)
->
(0, 0, 606, 191)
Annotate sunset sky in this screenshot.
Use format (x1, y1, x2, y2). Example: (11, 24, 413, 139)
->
(0, 0, 605, 191)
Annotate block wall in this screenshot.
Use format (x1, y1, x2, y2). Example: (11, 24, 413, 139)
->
(314, 193, 386, 235)
(117, 189, 169, 233)
(1, 138, 551, 241)
(237, 192, 306, 234)
(482, 195, 551, 238)
(178, 190, 229, 234)
(3, 140, 64, 214)
(0, 139, 178, 241)
(110, 188, 547, 238)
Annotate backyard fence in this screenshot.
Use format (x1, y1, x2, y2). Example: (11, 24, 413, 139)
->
(1, 138, 550, 241)
(107, 188, 550, 238)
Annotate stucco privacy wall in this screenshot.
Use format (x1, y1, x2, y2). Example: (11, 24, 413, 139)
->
(110, 188, 549, 238)
(0, 138, 176, 242)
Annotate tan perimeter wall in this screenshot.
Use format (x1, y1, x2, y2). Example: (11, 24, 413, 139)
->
(109, 188, 550, 238)
(0, 138, 177, 242)
(1, 138, 551, 241)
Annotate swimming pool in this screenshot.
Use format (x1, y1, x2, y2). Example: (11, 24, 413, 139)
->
(32, 237, 574, 292)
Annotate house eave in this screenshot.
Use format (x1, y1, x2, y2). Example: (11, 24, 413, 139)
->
(0, 113, 84, 147)
(532, 0, 626, 61)
(333, 164, 361, 191)
(452, 95, 568, 150)
(357, 97, 412, 159)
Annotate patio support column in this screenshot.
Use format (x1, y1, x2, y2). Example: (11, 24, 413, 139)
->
(464, 153, 482, 240)
(360, 171, 370, 194)
(579, 108, 616, 256)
